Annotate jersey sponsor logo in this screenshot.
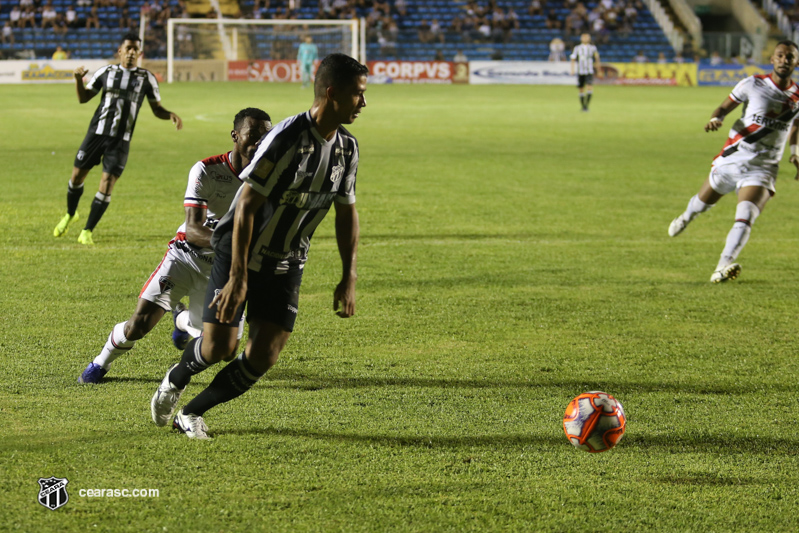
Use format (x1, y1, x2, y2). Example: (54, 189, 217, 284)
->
(297, 145, 314, 155)
(329, 165, 344, 183)
(334, 147, 353, 157)
(287, 304, 298, 314)
(751, 114, 790, 131)
(209, 171, 232, 183)
(158, 276, 175, 293)
(280, 190, 337, 209)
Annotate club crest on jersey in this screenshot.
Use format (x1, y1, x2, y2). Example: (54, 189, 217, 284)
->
(159, 276, 175, 293)
(38, 477, 69, 511)
(329, 165, 344, 183)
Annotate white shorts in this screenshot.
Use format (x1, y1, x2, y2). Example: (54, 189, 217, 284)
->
(708, 163, 777, 196)
(139, 243, 243, 339)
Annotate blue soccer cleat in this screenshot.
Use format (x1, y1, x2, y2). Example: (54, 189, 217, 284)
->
(171, 302, 191, 350)
(78, 362, 107, 384)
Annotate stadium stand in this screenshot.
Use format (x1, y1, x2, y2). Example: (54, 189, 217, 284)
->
(0, 0, 676, 63)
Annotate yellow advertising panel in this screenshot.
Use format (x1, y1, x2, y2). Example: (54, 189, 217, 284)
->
(603, 62, 697, 87)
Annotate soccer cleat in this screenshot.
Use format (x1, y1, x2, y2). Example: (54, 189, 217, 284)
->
(668, 214, 690, 237)
(172, 409, 211, 440)
(151, 365, 184, 427)
(78, 362, 107, 384)
(710, 263, 741, 283)
(77, 229, 94, 245)
(171, 302, 191, 350)
(53, 212, 79, 237)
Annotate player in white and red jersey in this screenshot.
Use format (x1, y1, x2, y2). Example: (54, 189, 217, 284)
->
(668, 41, 799, 282)
(77, 108, 272, 384)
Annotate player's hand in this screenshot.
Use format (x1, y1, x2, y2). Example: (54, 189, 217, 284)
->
(170, 113, 183, 131)
(210, 277, 247, 324)
(791, 155, 799, 180)
(705, 117, 723, 132)
(333, 278, 356, 318)
(74, 66, 88, 79)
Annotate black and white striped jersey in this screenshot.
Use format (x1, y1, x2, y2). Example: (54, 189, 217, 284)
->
(570, 44, 599, 75)
(212, 111, 358, 273)
(84, 64, 161, 141)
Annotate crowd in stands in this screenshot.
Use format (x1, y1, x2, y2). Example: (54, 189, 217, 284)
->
(0, 0, 686, 63)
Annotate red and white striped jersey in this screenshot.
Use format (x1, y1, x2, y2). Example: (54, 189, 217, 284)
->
(173, 152, 243, 256)
(714, 74, 799, 168)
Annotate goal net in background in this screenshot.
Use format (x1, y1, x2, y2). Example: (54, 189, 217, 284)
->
(162, 18, 363, 83)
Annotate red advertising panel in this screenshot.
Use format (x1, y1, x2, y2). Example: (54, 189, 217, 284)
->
(367, 61, 462, 84)
(228, 60, 315, 82)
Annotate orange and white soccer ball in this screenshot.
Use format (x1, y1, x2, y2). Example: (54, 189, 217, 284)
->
(563, 391, 626, 453)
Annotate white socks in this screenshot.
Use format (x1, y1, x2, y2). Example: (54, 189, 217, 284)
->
(684, 194, 713, 221)
(717, 201, 760, 270)
(94, 321, 136, 369)
(175, 309, 202, 338)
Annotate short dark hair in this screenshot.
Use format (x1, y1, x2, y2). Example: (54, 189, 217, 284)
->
(121, 33, 141, 44)
(314, 53, 369, 98)
(233, 107, 271, 131)
(777, 40, 799, 52)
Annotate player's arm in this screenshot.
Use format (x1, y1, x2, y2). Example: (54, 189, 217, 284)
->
(148, 100, 183, 130)
(184, 206, 212, 248)
(333, 201, 359, 318)
(705, 97, 739, 132)
(594, 50, 602, 78)
(211, 184, 266, 323)
(74, 67, 93, 103)
(788, 122, 799, 180)
(570, 55, 575, 76)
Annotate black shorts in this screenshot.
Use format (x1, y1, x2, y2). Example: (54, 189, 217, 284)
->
(74, 133, 130, 176)
(577, 74, 594, 88)
(202, 252, 303, 332)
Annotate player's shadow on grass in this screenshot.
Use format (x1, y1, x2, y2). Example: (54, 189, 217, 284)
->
(266, 369, 796, 394)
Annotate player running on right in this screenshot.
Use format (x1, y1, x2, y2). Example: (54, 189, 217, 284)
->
(668, 40, 799, 282)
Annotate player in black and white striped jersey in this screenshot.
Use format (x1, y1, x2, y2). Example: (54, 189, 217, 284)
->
(570, 33, 602, 112)
(151, 53, 367, 439)
(52, 33, 183, 245)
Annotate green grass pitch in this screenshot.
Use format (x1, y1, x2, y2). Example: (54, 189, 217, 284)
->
(2, 81, 798, 531)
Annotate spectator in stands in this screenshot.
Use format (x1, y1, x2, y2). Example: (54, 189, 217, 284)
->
(633, 49, 648, 62)
(378, 27, 396, 57)
(549, 37, 566, 61)
(565, 9, 585, 37)
(9, 5, 22, 28)
(434, 50, 445, 61)
(1, 21, 14, 44)
(709, 50, 723, 65)
(674, 52, 685, 63)
(657, 52, 667, 64)
(430, 19, 444, 44)
(54, 13, 69, 36)
(546, 9, 562, 30)
(454, 49, 468, 62)
(41, 1, 58, 29)
(76, 0, 92, 7)
(476, 15, 491, 42)
(85, 6, 100, 29)
(460, 15, 476, 43)
(119, 8, 135, 30)
(66, 5, 80, 28)
(592, 16, 607, 45)
(52, 45, 68, 59)
(21, 6, 36, 29)
(417, 19, 432, 44)
(528, 0, 542, 16)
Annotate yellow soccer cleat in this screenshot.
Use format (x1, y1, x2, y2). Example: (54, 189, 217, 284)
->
(77, 229, 94, 246)
(53, 212, 79, 237)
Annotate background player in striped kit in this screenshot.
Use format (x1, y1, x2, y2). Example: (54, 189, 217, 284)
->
(668, 41, 799, 282)
(53, 33, 183, 246)
(77, 108, 271, 384)
(150, 53, 367, 439)
(570, 33, 601, 112)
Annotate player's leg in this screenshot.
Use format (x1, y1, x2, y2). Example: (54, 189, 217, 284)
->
(584, 81, 593, 110)
(172, 268, 301, 439)
(668, 173, 726, 237)
(577, 76, 587, 110)
(78, 299, 167, 384)
(55, 133, 103, 237)
(79, 139, 129, 244)
(711, 185, 770, 283)
(173, 319, 290, 439)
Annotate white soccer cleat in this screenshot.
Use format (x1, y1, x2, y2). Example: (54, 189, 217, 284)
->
(172, 409, 211, 440)
(150, 365, 184, 427)
(710, 263, 741, 283)
(668, 214, 690, 237)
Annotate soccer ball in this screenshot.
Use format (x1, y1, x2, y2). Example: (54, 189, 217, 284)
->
(563, 391, 626, 453)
